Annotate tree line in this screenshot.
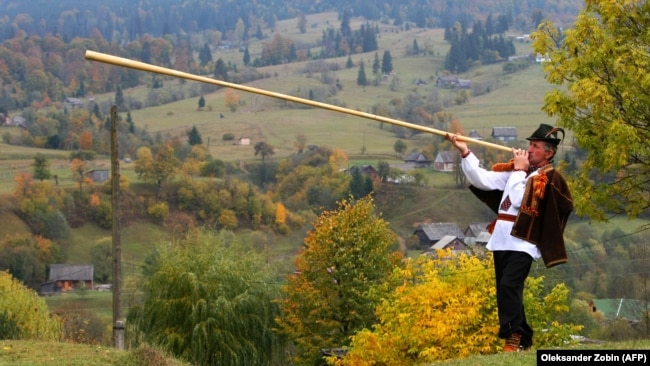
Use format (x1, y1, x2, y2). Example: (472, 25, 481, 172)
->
(1, 1, 582, 45)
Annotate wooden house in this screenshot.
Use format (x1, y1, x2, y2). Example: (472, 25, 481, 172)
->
(404, 152, 432, 168)
(424, 235, 471, 257)
(491, 127, 518, 142)
(468, 129, 483, 140)
(413, 222, 465, 249)
(433, 150, 456, 172)
(63, 97, 85, 110)
(85, 169, 109, 182)
(347, 165, 378, 180)
(464, 222, 491, 238)
(40, 264, 94, 295)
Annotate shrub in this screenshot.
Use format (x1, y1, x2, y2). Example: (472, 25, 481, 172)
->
(0, 270, 62, 341)
(147, 201, 169, 223)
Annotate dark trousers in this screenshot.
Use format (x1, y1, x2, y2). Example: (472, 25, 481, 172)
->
(493, 250, 533, 348)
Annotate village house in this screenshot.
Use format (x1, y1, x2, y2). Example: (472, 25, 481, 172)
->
(464, 222, 492, 246)
(413, 222, 465, 250)
(403, 151, 432, 169)
(435, 75, 472, 89)
(63, 97, 85, 110)
(468, 129, 483, 140)
(423, 235, 471, 258)
(40, 264, 94, 295)
(347, 165, 378, 180)
(238, 137, 251, 145)
(433, 150, 456, 172)
(491, 126, 518, 142)
(85, 169, 110, 182)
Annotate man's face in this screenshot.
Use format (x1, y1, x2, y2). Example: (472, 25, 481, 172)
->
(527, 140, 554, 167)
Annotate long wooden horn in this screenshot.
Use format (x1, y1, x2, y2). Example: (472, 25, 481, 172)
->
(85, 50, 511, 152)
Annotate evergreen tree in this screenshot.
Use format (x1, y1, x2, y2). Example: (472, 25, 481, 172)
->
(340, 9, 352, 37)
(198, 43, 212, 66)
(346, 55, 353, 68)
(372, 52, 380, 74)
(412, 39, 420, 55)
(114, 85, 124, 110)
(92, 103, 101, 119)
(381, 50, 393, 74)
(198, 95, 205, 109)
(243, 47, 250, 66)
(126, 111, 135, 134)
(357, 61, 368, 86)
(187, 126, 203, 146)
(349, 168, 366, 199)
(214, 58, 228, 81)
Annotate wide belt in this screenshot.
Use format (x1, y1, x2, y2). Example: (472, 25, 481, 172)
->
(487, 213, 517, 234)
(497, 213, 517, 222)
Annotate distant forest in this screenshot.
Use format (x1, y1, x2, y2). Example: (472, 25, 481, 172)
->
(2, 0, 582, 43)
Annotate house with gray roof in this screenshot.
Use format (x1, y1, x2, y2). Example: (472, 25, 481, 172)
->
(491, 127, 518, 142)
(433, 150, 457, 172)
(40, 264, 94, 295)
(404, 152, 432, 168)
(413, 222, 465, 249)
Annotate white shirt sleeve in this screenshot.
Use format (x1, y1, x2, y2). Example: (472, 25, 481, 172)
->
(460, 152, 510, 191)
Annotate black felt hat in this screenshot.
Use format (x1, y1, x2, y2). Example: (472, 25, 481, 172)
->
(526, 123, 565, 146)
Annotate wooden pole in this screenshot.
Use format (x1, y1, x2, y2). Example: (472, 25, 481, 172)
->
(85, 50, 511, 152)
(110, 106, 123, 349)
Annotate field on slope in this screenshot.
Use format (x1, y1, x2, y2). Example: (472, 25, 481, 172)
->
(117, 12, 544, 162)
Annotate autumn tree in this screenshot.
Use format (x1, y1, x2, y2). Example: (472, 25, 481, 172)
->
(0, 271, 62, 340)
(0, 234, 61, 288)
(79, 130, 93, 150)
(336, 252, 581, 365)
(70, 158, 89, 194)
(134, 145, 180, 197)
(224, 88, 239, 111)
(276, 196, 402, 365)
(128, 229, 286, 365)
(532, 1, 650, 221)
(32, 153, 52, 181)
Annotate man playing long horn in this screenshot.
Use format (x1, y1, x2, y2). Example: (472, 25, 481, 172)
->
(447, 123, 573, 352)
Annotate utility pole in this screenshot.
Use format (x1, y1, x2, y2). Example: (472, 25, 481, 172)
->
(110, 106, 124, 349)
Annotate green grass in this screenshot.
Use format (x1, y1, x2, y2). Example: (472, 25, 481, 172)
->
(1, 339, 648, 366)
(0, 340, 188, 366)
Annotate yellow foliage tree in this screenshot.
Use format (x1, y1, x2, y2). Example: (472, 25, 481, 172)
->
(336, 251, 581, 365)
(276, 196, 402, 366)
(328, 147, 348, 172)
(275, 202, 286, 225)
(224, 88, 239, 111)
(0, 270, 62, 340)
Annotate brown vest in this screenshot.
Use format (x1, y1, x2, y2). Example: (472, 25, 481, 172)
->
(469, 165, 574, 268)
